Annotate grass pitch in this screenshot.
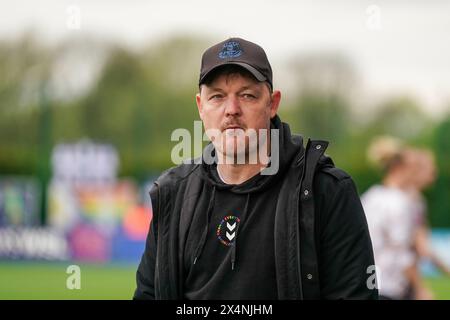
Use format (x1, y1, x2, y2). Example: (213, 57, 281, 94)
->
(0, 262, 449, 300)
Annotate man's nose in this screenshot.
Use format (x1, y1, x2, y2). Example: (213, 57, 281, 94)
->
(224, 95, 242, 116)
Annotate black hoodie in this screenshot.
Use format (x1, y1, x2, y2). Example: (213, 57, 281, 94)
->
(134, 115, 378, 300)
(183, 116, 300, 299)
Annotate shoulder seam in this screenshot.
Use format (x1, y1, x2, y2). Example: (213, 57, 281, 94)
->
(155, 163, 200, 188)
(320, 166, 350, 181)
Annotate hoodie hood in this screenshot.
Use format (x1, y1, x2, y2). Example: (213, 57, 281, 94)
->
(200, 114, 304, 194)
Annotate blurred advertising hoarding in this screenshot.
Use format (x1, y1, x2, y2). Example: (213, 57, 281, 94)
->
(48, 141, 151, 263)
(0, 227, 68, 260)
(48, 179, 152, 263)
(0, 176, 68, 260)
(0, 141, 153, 263)
(0, 176, 41, 227)
(421, 230, 450, 277)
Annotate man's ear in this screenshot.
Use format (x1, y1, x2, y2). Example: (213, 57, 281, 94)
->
(269, 90, 281, 118)
(196, 93, 203, 120)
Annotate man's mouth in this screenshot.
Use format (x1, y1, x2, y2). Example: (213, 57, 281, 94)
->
(223, 126, 245, 135)
(223, 127, 246, 139)
(222, 123, 246, 131)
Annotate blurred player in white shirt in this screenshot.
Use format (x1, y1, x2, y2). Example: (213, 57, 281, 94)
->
(361, 137, 434, 299)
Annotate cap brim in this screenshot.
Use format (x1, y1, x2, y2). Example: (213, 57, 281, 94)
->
(200, 62, 267, 85)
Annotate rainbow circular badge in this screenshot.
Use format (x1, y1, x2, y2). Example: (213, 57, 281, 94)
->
(216, 215, 241, 247)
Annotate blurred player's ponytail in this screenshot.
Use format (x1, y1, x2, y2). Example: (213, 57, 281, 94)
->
(367, 135, 404, 173)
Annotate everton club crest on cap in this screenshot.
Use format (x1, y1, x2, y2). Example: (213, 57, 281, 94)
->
(218, 41, 243, 59)
(199, 37, 273, 89)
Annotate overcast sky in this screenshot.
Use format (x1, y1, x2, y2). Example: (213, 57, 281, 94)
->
(1, 0, 449, 117)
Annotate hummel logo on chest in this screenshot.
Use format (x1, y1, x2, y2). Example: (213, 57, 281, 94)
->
(217, 216, 241, 247)
(226, 222, 236, 241)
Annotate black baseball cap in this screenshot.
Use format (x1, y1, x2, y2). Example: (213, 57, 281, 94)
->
(199, 37, 273, 89)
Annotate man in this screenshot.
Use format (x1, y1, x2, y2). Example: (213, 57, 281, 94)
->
(134, 37, 377, 300)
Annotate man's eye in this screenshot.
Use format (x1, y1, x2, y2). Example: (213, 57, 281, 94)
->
(209, 94, 223, 100)
(242, 93, 256, 99)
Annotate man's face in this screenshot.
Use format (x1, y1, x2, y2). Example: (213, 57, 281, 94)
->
(196, 72, 280, 162)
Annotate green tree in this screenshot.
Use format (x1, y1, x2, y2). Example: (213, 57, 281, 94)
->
(429, 115, 450, 227)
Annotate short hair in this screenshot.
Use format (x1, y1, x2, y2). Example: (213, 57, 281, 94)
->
(199, 64, 272, 94)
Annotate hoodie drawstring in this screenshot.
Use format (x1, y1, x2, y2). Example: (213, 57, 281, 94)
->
(192, 186, 251, 271)
(231, 193, 250, 271)
(193, 186, 216, 265)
